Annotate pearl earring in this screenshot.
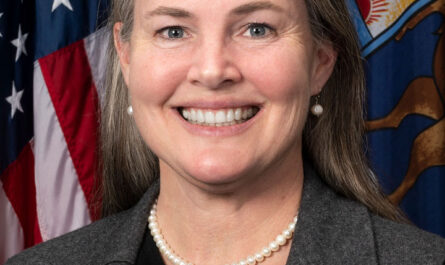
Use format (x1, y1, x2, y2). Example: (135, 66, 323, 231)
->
(310, 95, 323, 116)
(127, 106, 133, 115)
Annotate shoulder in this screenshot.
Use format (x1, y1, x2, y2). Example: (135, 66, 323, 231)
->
(370, 214, 445, 265)
(295, 164, 445, 265)
(5, 209, 133, 265)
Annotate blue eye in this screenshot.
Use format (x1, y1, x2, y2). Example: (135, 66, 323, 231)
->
(244, 23, 274, 38)
(166, 27, 184, 38)
(157, 26, 185, 39)
(249, 24, 267, 37)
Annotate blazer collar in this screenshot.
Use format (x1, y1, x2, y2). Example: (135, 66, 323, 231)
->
(102, 164, 378, 265)
(102, 179, 160, 265)
(286, 164, 378, 265)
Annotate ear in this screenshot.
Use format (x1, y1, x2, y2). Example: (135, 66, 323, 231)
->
(310, 41, 337, 96)
(113, 22, 131, 86)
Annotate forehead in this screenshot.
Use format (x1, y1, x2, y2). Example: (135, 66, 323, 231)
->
(133, 0, 306, 21)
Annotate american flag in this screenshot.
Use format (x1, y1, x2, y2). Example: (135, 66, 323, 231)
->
(0, 0, 108, 262)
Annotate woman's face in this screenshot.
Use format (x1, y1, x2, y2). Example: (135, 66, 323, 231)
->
(115, 0, 336, 189)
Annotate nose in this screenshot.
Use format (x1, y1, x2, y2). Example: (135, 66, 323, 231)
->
(187, 39, 242, 89)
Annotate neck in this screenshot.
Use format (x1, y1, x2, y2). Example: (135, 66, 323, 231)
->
(156, 155, 304, 265)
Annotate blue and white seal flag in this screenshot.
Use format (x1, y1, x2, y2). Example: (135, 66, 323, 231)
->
(348, 0, 445, 237)
(0, 0, 109, 262)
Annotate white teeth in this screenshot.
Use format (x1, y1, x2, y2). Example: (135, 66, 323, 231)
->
(181, 107, 258, 126)
(197, 110, 205, 123)
(205, 111, 215, 124)
(235, 108, 242, 121)
(242, 110, 248, 119)
(227, 109, 234, 122)
(183, 110, 190, 119)
(215, 111, 226, 123)
(191, 109, 197, 122)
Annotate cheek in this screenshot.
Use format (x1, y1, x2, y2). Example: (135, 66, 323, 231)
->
(128, 47, 190, 106)
(127, 46, 194, 157)
(239, 45, 313, 144)
(239, 45, 312, 103)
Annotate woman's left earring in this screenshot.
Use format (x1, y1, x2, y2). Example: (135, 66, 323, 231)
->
(127, 106, 133, 115)
(310, 95, 323, 117)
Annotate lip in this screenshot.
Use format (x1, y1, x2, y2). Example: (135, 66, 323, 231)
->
(172, 104, 263, 137)
(172, 99, 263, 110)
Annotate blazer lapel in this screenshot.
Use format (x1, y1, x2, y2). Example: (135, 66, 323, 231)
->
(286, 165, 378, 265)
(102, 180, 160, 265)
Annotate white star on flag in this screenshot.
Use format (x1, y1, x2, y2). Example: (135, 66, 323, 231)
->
(52, 0, 74, 12)
(6, 82, 25, 119)
(10, 25, 29, 62)
(0, 13, 3, 37)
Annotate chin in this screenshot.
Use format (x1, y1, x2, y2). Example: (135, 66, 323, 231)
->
(185, 161, 250, 189)
(189, 167, 242, 184)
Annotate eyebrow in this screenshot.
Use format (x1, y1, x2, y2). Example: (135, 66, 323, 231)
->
(145, 6, 194, 18)
(230, 1, 285, 15)
(145, 1, 284, 19)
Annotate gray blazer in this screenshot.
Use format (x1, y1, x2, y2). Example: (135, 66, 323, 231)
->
(6, 166, 445, 265)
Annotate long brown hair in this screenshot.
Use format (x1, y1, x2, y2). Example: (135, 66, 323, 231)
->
(100, 0, 405, 222)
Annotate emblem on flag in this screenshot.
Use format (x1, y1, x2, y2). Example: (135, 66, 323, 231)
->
(349, 0, 445, 237)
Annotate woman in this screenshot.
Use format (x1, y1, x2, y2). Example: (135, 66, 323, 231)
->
(7, 0, 445, 264)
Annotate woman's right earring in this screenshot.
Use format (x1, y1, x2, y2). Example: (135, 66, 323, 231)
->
(310, 95, 323, 117)
(127, 106, 133, 115)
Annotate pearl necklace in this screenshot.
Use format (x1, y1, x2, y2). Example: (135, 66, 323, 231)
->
(147, 201, 298, 265)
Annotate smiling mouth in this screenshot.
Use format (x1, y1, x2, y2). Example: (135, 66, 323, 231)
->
(178, 106, 260, 126)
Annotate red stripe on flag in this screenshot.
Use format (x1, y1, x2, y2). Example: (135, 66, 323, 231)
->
(1, 143, 43, 247)
(39, 40, 100, 220)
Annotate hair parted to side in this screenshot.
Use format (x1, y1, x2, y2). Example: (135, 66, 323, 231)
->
(100, 0, 159, 217)
(100, 0, 405, 221)
(302, 1, 405, 222)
